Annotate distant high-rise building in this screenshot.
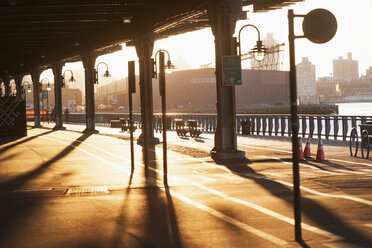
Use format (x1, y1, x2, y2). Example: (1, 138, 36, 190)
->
(333, 52, 359, 80)
(296, 57, 316, 103)
(366, 66, 372, 78)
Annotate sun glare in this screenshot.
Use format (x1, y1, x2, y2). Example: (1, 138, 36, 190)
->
(64, 0, 371, 81)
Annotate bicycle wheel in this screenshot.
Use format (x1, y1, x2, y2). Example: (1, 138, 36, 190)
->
(349, 127, 358, 157)
(361, 130, 370, 159)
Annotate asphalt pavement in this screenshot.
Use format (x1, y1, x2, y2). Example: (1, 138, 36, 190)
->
(0, 122, 371, 248)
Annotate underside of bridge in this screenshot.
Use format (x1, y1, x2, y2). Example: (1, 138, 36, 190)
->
(0, 0, 302, 76)
(0, 0, 302, 161)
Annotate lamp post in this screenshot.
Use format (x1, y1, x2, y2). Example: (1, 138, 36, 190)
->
(153, 49, 174, 186)
(128, 61, 136, 174)
(287, 8, 337, 242)
(94, 62, 111, 84)
(62, 69, 76, 88)
(40, 77, 50, 123)
(22, 81, 31, 103)
(236, 24, 268, 62)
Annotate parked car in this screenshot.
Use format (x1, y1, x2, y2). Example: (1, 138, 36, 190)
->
(97, 104, 108, 110)
(117, 106, 125, 112)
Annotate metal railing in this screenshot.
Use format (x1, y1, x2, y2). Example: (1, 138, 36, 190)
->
(67, 113, 372, 141)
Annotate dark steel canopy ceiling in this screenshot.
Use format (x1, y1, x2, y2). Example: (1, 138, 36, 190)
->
(0, 0, 302, 78)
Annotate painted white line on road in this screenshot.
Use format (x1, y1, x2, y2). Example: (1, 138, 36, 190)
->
(258, 156, 291, 165)
(188, 181, 342, 241)
(192, 157, 372, 206)
(168, 189, 288, 246)
(240, 143, 372, 168)
(365, 224, 372, 228)
(36, 134, 286, 245)
(38, 136, 132, 176)
(241, 144, 290, 154)
(258, 156, 353, 176)
(329, 158, 372, 168)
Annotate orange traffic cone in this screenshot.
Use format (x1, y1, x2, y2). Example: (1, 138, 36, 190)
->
(298, 137, 304, 160)
(304, 135, 311, 158)
(316, 137, 325, 161)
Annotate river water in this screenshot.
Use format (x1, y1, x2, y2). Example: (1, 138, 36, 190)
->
(336, 102, 372, 116)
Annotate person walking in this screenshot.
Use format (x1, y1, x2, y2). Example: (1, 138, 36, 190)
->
(64, 108, 70, 123)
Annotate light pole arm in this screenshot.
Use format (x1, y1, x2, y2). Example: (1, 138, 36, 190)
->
(237, 24, 261, 56)
(153, 49, 172, 78)
(96, 62, 109, 71)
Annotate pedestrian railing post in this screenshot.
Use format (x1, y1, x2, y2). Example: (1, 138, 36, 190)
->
(361, 116, 367, 124)
(262, 116, 267, 136)
(268, 116, 273, 136)
(275, 116, 279, 136)
(237, 116, 241, 134)
(256, 116, 261, 135)
(342, 116, 348, 141)
(281, 116, 286, 136)
(325, 116, 330, 139)
(317, 116, 323, 138)
(309, 116, 314, 138)
(333, 116, 339, 140)
(301, 115, 306, 138)
(351, 116, 357, 128)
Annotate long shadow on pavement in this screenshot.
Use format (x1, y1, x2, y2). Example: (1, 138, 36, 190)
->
(110, 143, 183, 248)
(0, 130, 55, 154)
(0, 133, 91, 191)
(0, 133, 91, 247)
(110, 165, 136, 248)
(144, 144, 183, 248)
(217, 159, 372, 247)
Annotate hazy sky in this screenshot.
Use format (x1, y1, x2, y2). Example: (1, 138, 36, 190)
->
(43, 0, 372, 83)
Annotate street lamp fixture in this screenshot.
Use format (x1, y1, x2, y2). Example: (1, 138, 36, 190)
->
(152, 49, 175, 78)
(95, 62, 111, 84)
(62, 69, 76, 88)
(22, 81, 31, 96)
(236, 24, 268, 62)
(40, 77, 50, 89)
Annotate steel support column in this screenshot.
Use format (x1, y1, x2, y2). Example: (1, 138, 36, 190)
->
(52, 62, 66, 130)
(15, 74, 23, 98)
(208, 0, 245, 161)
(30, 69, 42, 127)
(81, 52, 99, 134)
(134, 34, 159, 145)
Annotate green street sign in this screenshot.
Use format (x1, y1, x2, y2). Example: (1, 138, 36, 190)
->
(222, 55, 242, 86)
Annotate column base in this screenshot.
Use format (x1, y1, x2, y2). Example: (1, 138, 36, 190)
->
(53, 126, 66, 131)
(210, 149, 246, 163)
(83, 128, 99, 134)
(137, 135, 160, 146)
